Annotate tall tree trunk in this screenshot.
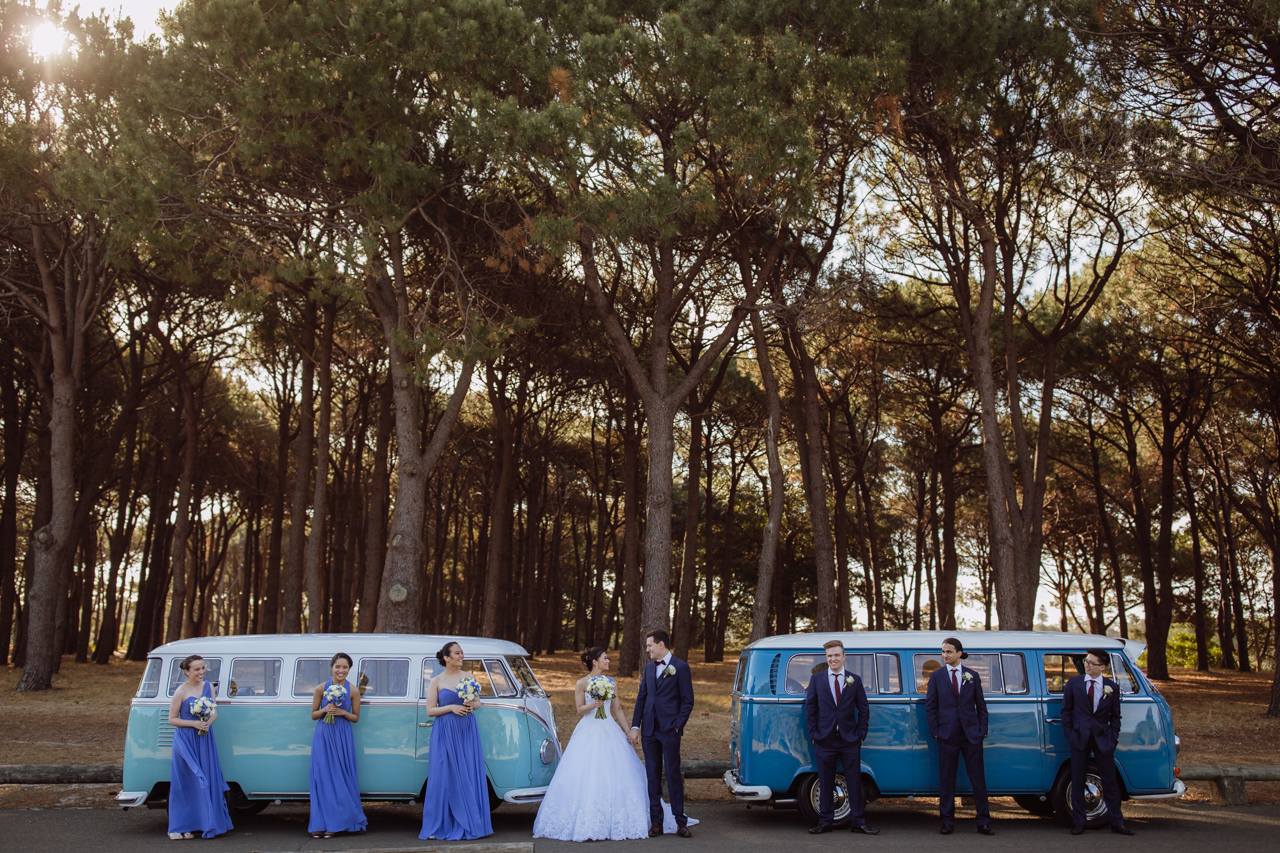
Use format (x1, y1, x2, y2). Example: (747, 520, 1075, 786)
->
(1182, 450, 1210, 671)
(358, 373, 392, 633)
(369, 237, 477, 634)
(673, 409, 703, 654)
(0, 352, 31, 663)
(749, 312, 785, 643)
(303, 299, 336, 632)
(618, 382, 643, 675)
(284, 297, 317, 633)
(481, 362, 520, 638)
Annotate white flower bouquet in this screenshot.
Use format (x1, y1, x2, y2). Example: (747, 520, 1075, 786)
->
(322, 683, 346, 723)
(587, 675, 616, 719)
(456, 675, 482, 705)
(190, 697, 215, 734)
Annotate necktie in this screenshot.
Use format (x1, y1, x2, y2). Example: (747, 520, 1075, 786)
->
(952, 668, 960, 696)
(1088, 679, 1095, 710)
(834, 673, 842, 703)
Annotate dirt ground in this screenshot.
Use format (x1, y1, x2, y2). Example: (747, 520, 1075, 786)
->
(1, 653, 1277, 808)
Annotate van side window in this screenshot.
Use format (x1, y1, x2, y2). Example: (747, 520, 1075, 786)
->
(293, 659, 331, 697)
(784, 653, 879, 695)
(421, 659, 443, 697)
(1001, 653, 1029, 694)
(733, 654, 750, 694)
(168, 657, 222, 696)
(483, 659, 518, 697)
(138, 658, 162, 698)
(358, 658, 410, 698)
(1109, 654, 1139, 694)
(913, 653, 1006, 693)
(875, 653, 902, 694)
(460, 660, 494, 695)
(229, 658, 282, 697)
(1043, 653, 1085, 693)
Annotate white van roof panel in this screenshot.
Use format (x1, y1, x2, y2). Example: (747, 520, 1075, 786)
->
(745, 630, 1131, 653)
(148, 633, 530, 658)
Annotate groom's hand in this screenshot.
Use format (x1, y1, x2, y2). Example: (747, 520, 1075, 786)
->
(627, 727, 641, 747)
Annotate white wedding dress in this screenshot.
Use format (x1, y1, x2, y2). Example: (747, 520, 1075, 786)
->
(532, 700, 698, 841)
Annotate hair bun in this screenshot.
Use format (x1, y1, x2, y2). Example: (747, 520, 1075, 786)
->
(436, 641, 460, 666)
(581, 646, 606, 671)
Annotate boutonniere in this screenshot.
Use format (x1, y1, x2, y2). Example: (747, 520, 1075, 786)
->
(844, 676, 854, 688)
(663, 664, 676, 678)
(1103, 685, 1113, 697)
(962, 672, 973, 684)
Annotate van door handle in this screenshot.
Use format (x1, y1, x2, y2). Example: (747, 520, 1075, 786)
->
(419, 722, 431, 727)
(1046, 718, 1061, 724)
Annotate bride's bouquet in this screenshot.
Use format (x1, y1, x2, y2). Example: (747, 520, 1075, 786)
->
(190, 696, 215, 734)
(456, 675, 482, 705)
(322, 683, 346, 723)
(586, 676, 615, 719)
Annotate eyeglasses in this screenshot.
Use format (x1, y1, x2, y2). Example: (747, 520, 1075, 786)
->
(1083, 659, 1104, 668)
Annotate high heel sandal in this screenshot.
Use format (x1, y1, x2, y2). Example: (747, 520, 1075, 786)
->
(168, 833, 194, 840)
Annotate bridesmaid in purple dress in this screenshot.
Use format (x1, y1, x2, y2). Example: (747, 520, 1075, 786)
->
(166, 654, 233, 839)
(419, 641, 493, 841)
(308, 652, 367, 838)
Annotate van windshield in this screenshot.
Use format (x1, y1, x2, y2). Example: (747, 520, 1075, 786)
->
(507, 656, 546, 697)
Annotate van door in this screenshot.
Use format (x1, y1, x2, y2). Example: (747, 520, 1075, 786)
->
(415, 657, 443, 796)
(353, 656, 416, 797)
(1041, 652, 1083, 762)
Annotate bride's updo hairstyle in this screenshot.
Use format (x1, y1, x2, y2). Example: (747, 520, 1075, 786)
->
(179, 654, 204, 672)
(436, 641, 460, 666)
(581, 647, 607, 671)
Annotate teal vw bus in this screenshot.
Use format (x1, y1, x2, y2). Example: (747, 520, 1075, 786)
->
(725, 631, 1184, 827)
(117, 634, 560, 812)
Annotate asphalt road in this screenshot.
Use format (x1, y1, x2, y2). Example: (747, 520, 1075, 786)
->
(3, 799, 1279, 853)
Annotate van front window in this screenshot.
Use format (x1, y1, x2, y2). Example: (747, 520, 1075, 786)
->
(138, 658, 162, 698)
(506, 656, 546, 697)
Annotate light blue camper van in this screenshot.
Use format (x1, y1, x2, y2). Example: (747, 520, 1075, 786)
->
(117, 634, 560, 813)
(725, 631, 1184, 827)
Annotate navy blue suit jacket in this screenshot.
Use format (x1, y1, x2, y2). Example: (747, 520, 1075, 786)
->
(805, 669, 870, 748)
(1060, 675, 1122, 753)
(631, 655, 694, 736)
(925, 665, 988, 743)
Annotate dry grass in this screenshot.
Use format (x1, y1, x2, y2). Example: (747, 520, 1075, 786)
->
(1, 654, 1277, 807)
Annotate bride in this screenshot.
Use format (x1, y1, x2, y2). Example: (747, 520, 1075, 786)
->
(533, 647, 698, 841)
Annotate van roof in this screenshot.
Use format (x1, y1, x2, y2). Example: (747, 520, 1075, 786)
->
(746, 630, 1145, 663)
(148, 633, 530, 658)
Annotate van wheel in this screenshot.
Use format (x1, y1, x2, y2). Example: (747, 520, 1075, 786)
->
(796, 774, 852, 826)
(1012, 794, 1054, 816)
(229, 798, 269, 816)
(1050, 765, 1111, 828)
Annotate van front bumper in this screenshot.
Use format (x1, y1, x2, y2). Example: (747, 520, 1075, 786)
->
(1128, 780, 1187, 799)
(503, 786, 550, 804)
(115, 791, 149, 808)
(723, 769, 772, 801)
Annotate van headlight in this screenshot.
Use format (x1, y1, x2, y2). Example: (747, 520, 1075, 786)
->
(540, 738, 556, 765)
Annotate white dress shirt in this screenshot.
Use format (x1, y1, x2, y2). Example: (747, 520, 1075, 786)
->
(830, 669, 845, 703)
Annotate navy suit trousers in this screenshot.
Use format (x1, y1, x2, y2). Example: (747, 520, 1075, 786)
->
(1070, 733, 1124, 827)
(813, 741, 866, 826)
(937, 737, 990, 826)
(642, 728, 685, 827)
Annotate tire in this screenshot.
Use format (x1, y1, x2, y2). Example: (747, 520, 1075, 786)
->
(1050, 765, 1111, 828)
(796, 773, 853, 826)
(1012, 794, 1055, 816)
(228, 798, 270, 816)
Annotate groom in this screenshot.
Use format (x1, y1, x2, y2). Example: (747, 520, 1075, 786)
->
(629, 628, 694, 837)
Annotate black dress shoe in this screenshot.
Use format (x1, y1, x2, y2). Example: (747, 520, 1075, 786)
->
(851, 825, 880, 835)
(648, 824, 663, 837)
(1111, 825, 1135, 836)
(940, 825, 954, 835)
(976, 825, 995, 835)
(676, 825, 692, 838)
(808, 824, 833, 834)
(1071, 825, 1085, 835)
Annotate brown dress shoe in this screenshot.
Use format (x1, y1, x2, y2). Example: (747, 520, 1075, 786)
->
(648, 824, 664, 837)
(676, 825, 692, 837)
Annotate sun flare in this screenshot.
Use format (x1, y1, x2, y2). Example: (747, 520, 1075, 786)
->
(30, 21, 70, 59)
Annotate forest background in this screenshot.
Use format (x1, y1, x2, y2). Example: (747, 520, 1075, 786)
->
(2, 0, 1278, 716)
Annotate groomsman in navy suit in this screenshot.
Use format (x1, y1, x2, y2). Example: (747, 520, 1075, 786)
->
(629, 628, 694, 837)
(804, 639, 880, 835)
(925, 637, 993, 835)
(1060, 649, 1134, 835)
